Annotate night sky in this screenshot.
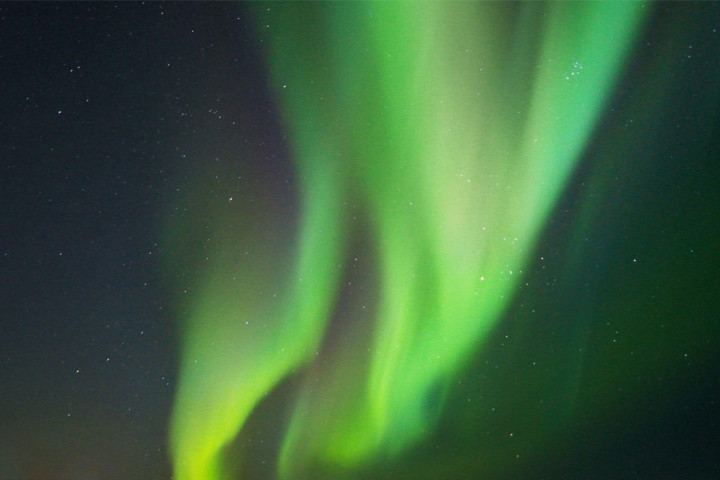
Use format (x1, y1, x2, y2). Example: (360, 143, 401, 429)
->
(1, 3, 719, 480)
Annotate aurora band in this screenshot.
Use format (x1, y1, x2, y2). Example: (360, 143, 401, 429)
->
(167, 3, 647, 480)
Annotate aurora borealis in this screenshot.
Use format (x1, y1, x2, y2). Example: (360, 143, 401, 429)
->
(2, 3, 720, 480)
(169, 3, 646, 479)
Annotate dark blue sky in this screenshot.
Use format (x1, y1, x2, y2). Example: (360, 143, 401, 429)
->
(0, 4, 278, 478)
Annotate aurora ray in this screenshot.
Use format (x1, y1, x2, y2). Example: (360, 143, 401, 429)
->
(166, 3, 647, 480)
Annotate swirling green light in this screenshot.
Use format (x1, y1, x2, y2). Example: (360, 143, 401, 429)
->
(167, 3, 647, 480)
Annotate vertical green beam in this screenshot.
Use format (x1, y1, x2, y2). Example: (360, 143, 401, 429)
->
(168, 3, 647, 480)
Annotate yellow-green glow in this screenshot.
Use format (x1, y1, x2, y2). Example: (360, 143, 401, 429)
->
(166, 3, 647, 480)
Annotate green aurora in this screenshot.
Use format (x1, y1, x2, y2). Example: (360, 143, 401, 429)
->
(165, 3, 652, 479)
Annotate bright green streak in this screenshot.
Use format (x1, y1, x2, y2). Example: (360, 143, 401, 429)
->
(168, 3, 646, 480)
